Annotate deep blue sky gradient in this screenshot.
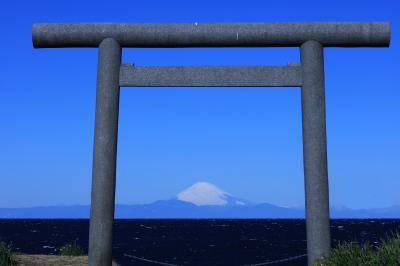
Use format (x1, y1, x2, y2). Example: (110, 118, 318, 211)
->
(0, 0, 399, 208)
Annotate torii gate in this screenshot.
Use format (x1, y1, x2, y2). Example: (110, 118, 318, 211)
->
(32, 22, 390, 266)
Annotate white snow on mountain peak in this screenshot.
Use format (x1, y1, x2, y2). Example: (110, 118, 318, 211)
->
(177, 182, 231, 206)
(235, 200, 246, 206)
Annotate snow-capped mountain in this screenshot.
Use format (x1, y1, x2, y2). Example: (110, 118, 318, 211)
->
(1, 182, 399, 218)
(176, 182, 249, 206)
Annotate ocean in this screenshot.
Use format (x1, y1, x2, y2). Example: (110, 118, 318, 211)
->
(1, 219, 399, 266)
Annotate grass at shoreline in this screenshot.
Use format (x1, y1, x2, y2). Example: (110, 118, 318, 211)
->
(315, 230, 400, 265)
(59, 240, 84, 256)
(0, 241, 119, 266)
(0, 242, 16, 266)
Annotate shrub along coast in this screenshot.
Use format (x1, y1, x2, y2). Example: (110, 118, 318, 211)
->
(315, 230, 400, 265)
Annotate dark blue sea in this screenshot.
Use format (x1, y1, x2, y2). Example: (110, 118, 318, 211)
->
(1, 219, 400, 266)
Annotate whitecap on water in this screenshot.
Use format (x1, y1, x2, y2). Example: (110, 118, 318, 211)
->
(139, 224, 153, 229)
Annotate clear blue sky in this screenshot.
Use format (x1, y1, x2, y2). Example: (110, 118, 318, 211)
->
(0, 0, 399, 209)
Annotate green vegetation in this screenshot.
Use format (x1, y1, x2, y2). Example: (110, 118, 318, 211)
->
(59, 240, 85, 256)
(0, 242, 16, 266)
(315, 230, 400, 266)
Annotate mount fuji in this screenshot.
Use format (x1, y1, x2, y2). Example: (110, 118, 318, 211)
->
(176, 182, 249, 207)
(1, 182, 399, 218)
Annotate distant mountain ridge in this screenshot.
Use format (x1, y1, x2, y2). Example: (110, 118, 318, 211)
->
(1, 182, 399, 218)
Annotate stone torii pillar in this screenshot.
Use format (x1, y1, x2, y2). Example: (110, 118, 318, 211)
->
(32, 22, 390, 266)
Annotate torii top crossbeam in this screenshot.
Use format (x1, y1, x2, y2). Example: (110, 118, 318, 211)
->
(32, 22, 390, 48)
